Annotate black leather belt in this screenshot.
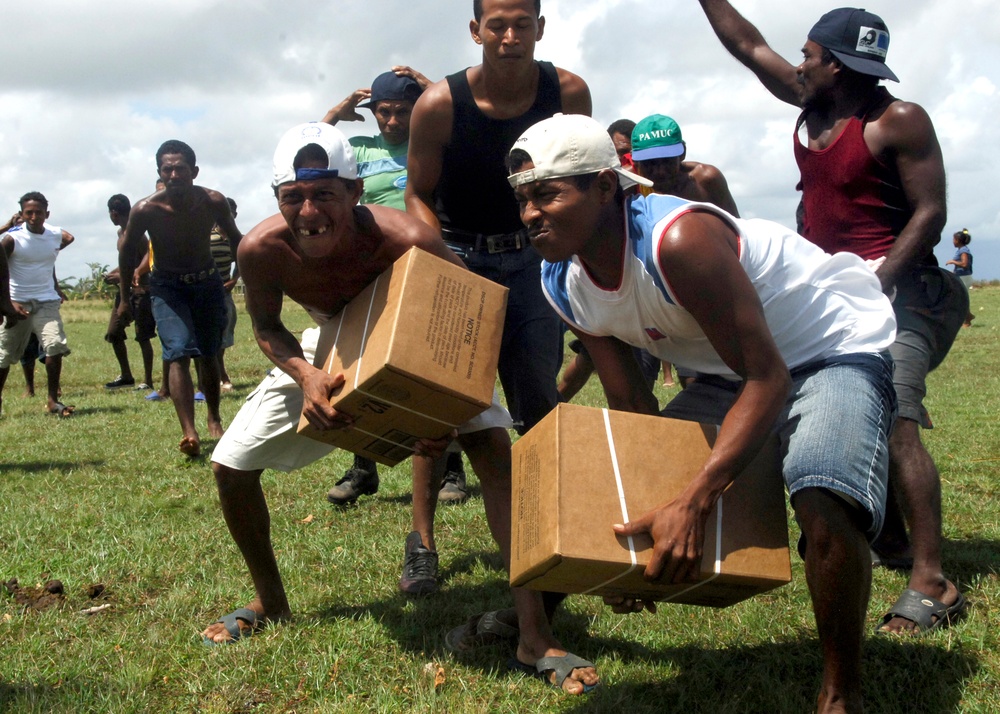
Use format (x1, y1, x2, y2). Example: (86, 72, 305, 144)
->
(441, 227, 527, 254)
(156, 267, 218, 284)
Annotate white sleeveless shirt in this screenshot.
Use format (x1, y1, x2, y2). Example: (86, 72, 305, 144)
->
(7, 223, 63, 302)
(541, 194, 895, 378)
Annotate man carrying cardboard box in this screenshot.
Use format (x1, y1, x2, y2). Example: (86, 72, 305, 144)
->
(202, 122, 599, 696)
(507, 113, 901, 712)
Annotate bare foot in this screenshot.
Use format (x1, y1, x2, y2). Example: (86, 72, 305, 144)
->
(23, 389, 34, 398)
(207, 419, 225, 439)
(179, 436, 201, 457)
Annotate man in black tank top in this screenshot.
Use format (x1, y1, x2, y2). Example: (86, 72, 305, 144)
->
(406, 0, 598, 696)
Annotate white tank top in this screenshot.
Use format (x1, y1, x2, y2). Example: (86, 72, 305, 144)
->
(7, 223, 63, 302)
(541, 194, 896, 377)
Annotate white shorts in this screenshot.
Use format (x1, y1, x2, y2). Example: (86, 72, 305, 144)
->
(0, 300, 70, 368)
(212, 327, 512, 472)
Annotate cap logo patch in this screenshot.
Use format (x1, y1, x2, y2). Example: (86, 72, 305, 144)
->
(855, 26, 889, 58)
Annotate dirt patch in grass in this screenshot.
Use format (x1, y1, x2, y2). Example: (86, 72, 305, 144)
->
(3, 578, 109, 611)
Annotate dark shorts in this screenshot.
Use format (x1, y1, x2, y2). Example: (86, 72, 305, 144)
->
(150, 271, 226, 361)
(130, 290, 157, 342)
(890, 267, 968, 427)
(105, 292, 132, 343)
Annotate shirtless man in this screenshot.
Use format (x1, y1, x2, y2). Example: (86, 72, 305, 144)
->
(632, 113, 740, 216)
(104, 194, 155, 391)
(118, 141, 241, 456)
(697, 1, 967, 639)
(202, 122, 597, 695)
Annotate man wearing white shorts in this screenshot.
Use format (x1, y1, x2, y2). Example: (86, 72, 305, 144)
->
(202, 125, 584, 684)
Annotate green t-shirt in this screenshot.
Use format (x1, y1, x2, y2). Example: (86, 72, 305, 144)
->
(350, 135, 409, 210)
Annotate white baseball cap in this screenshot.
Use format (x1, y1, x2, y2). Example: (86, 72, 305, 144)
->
(507, 114, 652, 190)
(271, 122, 358, 188)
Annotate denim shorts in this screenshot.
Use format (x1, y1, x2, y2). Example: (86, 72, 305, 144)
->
(150, 271, 226, 361)
(661, 352, 897, 540)
(446, 242, 560, 434)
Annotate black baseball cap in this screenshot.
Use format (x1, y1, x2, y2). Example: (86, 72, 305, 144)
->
(808, 8, 899, 82)
(359, 71, 423, 108)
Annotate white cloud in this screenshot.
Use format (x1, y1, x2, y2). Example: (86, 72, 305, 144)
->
(2, 0, 998, 282)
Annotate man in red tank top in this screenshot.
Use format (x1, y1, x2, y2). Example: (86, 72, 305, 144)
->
(698, 1, 968, 710)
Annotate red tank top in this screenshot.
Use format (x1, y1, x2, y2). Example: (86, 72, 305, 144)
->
(793, 94, 910, 261)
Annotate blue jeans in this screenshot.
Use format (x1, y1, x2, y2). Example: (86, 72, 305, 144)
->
(150, 271, 226, 361)
(662, 353, 897, 540)
(447, 242, 560, 433)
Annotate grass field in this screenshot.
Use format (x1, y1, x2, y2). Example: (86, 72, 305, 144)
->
(1, 287, 998, 713)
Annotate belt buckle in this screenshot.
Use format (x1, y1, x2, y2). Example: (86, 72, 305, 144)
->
(486, 232, 522, 254)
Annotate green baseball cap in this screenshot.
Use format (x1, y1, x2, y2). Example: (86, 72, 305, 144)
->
(631, 114, 685, 161)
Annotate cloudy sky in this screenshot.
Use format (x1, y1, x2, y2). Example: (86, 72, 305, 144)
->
(3, 0, 998, 284)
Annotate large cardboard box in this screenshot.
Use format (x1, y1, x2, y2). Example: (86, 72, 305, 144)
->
(297, 247, 508, 466)
(510, 404, 791, 607)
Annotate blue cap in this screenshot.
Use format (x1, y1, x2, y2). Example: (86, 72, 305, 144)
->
(359, 71, 423, 108)
(808, 8, 898, 82)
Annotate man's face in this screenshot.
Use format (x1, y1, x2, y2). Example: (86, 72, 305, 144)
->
(634, 156, 683, 195)
(109, 209, 127, 228)
(276, 176, 363, 259)
(611, 132, 631, 159)
(472, 0, 544, 68)
(797, 40, 838, 107)
(513, 165, 603, 264)
(20, 200, 48, 233)
(157, 153, 198, 196)
(372, 100, 415, 146)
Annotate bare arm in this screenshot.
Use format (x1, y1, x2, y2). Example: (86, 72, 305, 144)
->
(0, 241, 23, 326)
(237, 229, 350, 431)
(699, 164, 741, 217)
(117, 205, 151, 312)
(555, 68, 593, 116)
(867, 101, 947, 294)
(211, 192, 242, 261)
(404, 82, 454, 232)
(321, 88, 370, 125)
(576, 330, 659, 415)
(697, 0, 802, 107)
(58, 230, 74, 250)
(614, 210, 791, 584)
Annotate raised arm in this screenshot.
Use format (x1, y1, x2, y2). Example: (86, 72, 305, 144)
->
(697, 0, 802, 107)
(404, 81, 454, 232)
(321, 88, 371, 126)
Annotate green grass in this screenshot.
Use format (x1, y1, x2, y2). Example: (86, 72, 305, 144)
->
(1, 289, 998, 713)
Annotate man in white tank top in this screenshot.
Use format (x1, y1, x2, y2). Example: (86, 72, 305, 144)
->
(0, 192, 75, 417)
(507, 114, 898, 712)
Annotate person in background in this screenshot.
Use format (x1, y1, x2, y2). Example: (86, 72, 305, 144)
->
(946, 228, 974, 326)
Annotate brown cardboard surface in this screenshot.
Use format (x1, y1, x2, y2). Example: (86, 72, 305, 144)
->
(297, 247, 507, 465)
(510, 404, 791, 607)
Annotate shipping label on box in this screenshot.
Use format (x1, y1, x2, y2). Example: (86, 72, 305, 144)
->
(510, 403, 791, 607)
(297, 247, 508, 465)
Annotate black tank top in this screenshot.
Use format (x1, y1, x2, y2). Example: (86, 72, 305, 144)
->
(435, 61, 562, 235)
